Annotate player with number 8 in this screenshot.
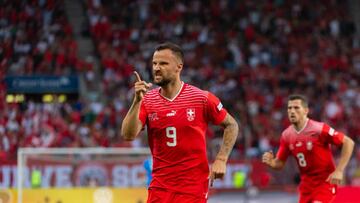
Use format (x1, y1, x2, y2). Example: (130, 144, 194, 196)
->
(262, 94, 354, 203)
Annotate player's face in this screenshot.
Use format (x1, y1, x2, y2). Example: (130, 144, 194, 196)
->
(152, 49, 182, 87)
(287, 99, 308, 124)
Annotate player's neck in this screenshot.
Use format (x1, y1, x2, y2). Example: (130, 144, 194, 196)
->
(293, 117, 309, 132)
(160, 80, 183, 100)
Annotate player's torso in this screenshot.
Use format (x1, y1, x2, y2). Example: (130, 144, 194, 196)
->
(143, 85, 209, 164)
(284, 120, 335, 176)
(147, 105, 207, 154)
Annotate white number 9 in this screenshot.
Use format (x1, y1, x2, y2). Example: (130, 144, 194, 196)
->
(166, 127, 177, 147)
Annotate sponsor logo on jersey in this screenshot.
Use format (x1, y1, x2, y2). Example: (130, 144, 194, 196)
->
(217, 102, 223, 111)
(148, 113, 159, 121)
(295, 142, 302, 147)
(166, 110, 176, 117)
(329, 127, 335, 136)
(306, 141, 313, 150)
(186, 108, 195, 121)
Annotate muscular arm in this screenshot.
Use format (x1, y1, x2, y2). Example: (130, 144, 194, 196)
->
(121, 71, 151, 141)
(215, 113, 239, 162)
(335, 135, 354, 172)
(326, 135, 354, 184)
(120, 99, 143, 141)
(210, 113, 239, 185)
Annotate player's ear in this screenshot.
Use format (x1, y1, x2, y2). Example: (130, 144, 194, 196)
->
(176, 63, 183, 73)
(304, 107, 309, 115)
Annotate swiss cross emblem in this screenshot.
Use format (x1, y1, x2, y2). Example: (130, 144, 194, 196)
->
(186, 108, 195, 121)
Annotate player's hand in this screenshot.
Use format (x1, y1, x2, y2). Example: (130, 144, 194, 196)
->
(209, 158, 227, 187)
(133, 71, 152, 102)
(326, 169, 343, 185)
(262, 151, 274, 167)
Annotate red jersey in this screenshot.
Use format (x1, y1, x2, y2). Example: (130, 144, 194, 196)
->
(139, 82, 227, 197)
(277, 119, 344, 193)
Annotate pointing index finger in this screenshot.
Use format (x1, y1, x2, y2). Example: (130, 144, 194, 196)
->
(134, 71, 142, 82)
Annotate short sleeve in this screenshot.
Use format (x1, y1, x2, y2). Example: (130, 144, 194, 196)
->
(206, 92, 227, 125)
(320, 123, 344, 146)
(276, 135, 290, 162)
(138, 101, 147, 126)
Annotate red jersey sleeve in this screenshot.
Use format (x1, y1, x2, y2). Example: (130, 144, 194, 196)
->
(320, 123, 344, 146)
(206, 92, 227, 125)
(276, 135, 290, 162)
(138, 101, 147, 126)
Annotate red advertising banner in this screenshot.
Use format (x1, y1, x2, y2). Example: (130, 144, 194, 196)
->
(0, 159, 265, 189)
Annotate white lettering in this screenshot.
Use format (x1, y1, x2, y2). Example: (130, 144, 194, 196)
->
(55, 166, 72, 187)
(0, 166, 11, 187)
(112, 165, 128, 187)
(11, 166, 17, 187)
(42, 166, 55, 188)
(166, 110, 176, 117)
(131, 165, 145, 187)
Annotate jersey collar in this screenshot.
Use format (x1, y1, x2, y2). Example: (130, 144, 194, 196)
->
(159, 81, 185, 102)
(293, 118, 309, 134)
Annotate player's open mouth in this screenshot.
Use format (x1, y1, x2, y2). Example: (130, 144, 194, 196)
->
(154, 72, 162, 78)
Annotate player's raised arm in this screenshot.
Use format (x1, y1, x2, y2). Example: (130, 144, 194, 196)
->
(121, 71, 152, 141)
(262, 151, 286, 170)
(210, 113, 238, 186)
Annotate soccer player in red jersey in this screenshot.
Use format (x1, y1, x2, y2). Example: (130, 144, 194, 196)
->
(121, 42, 239, 203)
(262, 94, 354, 203)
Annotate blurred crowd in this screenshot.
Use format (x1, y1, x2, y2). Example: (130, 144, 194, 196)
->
(0, 0, 359, 180)
(84, 0, 360, 159)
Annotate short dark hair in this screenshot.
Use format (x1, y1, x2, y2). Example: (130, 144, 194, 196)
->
(155, 42, 184, 63)
(288, 94, 309, 107)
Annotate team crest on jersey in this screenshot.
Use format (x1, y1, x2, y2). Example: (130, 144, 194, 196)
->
(306, 141, 313, 151)
(186, 108, 195, 121)
(148, 113, 159, 121)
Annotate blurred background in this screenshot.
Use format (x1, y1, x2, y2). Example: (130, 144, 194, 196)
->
(0, 0, 359, 202)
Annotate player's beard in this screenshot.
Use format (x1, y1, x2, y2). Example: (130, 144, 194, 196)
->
(289, 116, 298, 124)
(153, 73, 171, 87)
(153, 76, 171, 87)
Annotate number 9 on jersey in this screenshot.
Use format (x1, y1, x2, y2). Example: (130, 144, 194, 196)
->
(166, 127, 177, 147)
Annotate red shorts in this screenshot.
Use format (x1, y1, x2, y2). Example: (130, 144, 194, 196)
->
(299, 183, 337, 203)
(147, 188, 207, 203)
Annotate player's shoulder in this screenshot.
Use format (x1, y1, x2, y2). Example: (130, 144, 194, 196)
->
(183, 83, 209, 99)
(307, 119, 325, 132)
(185, 83, 207, 94)
(143, 87, 161, 102)
(281, 125, 293, 138)
(145, 87, 160, 96)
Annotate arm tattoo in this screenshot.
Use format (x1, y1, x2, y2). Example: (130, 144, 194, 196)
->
(216, 114, 239, 161)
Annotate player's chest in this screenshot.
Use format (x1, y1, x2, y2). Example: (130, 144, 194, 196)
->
(147, 107, 204, 128)
(287, 133, 320, 155)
